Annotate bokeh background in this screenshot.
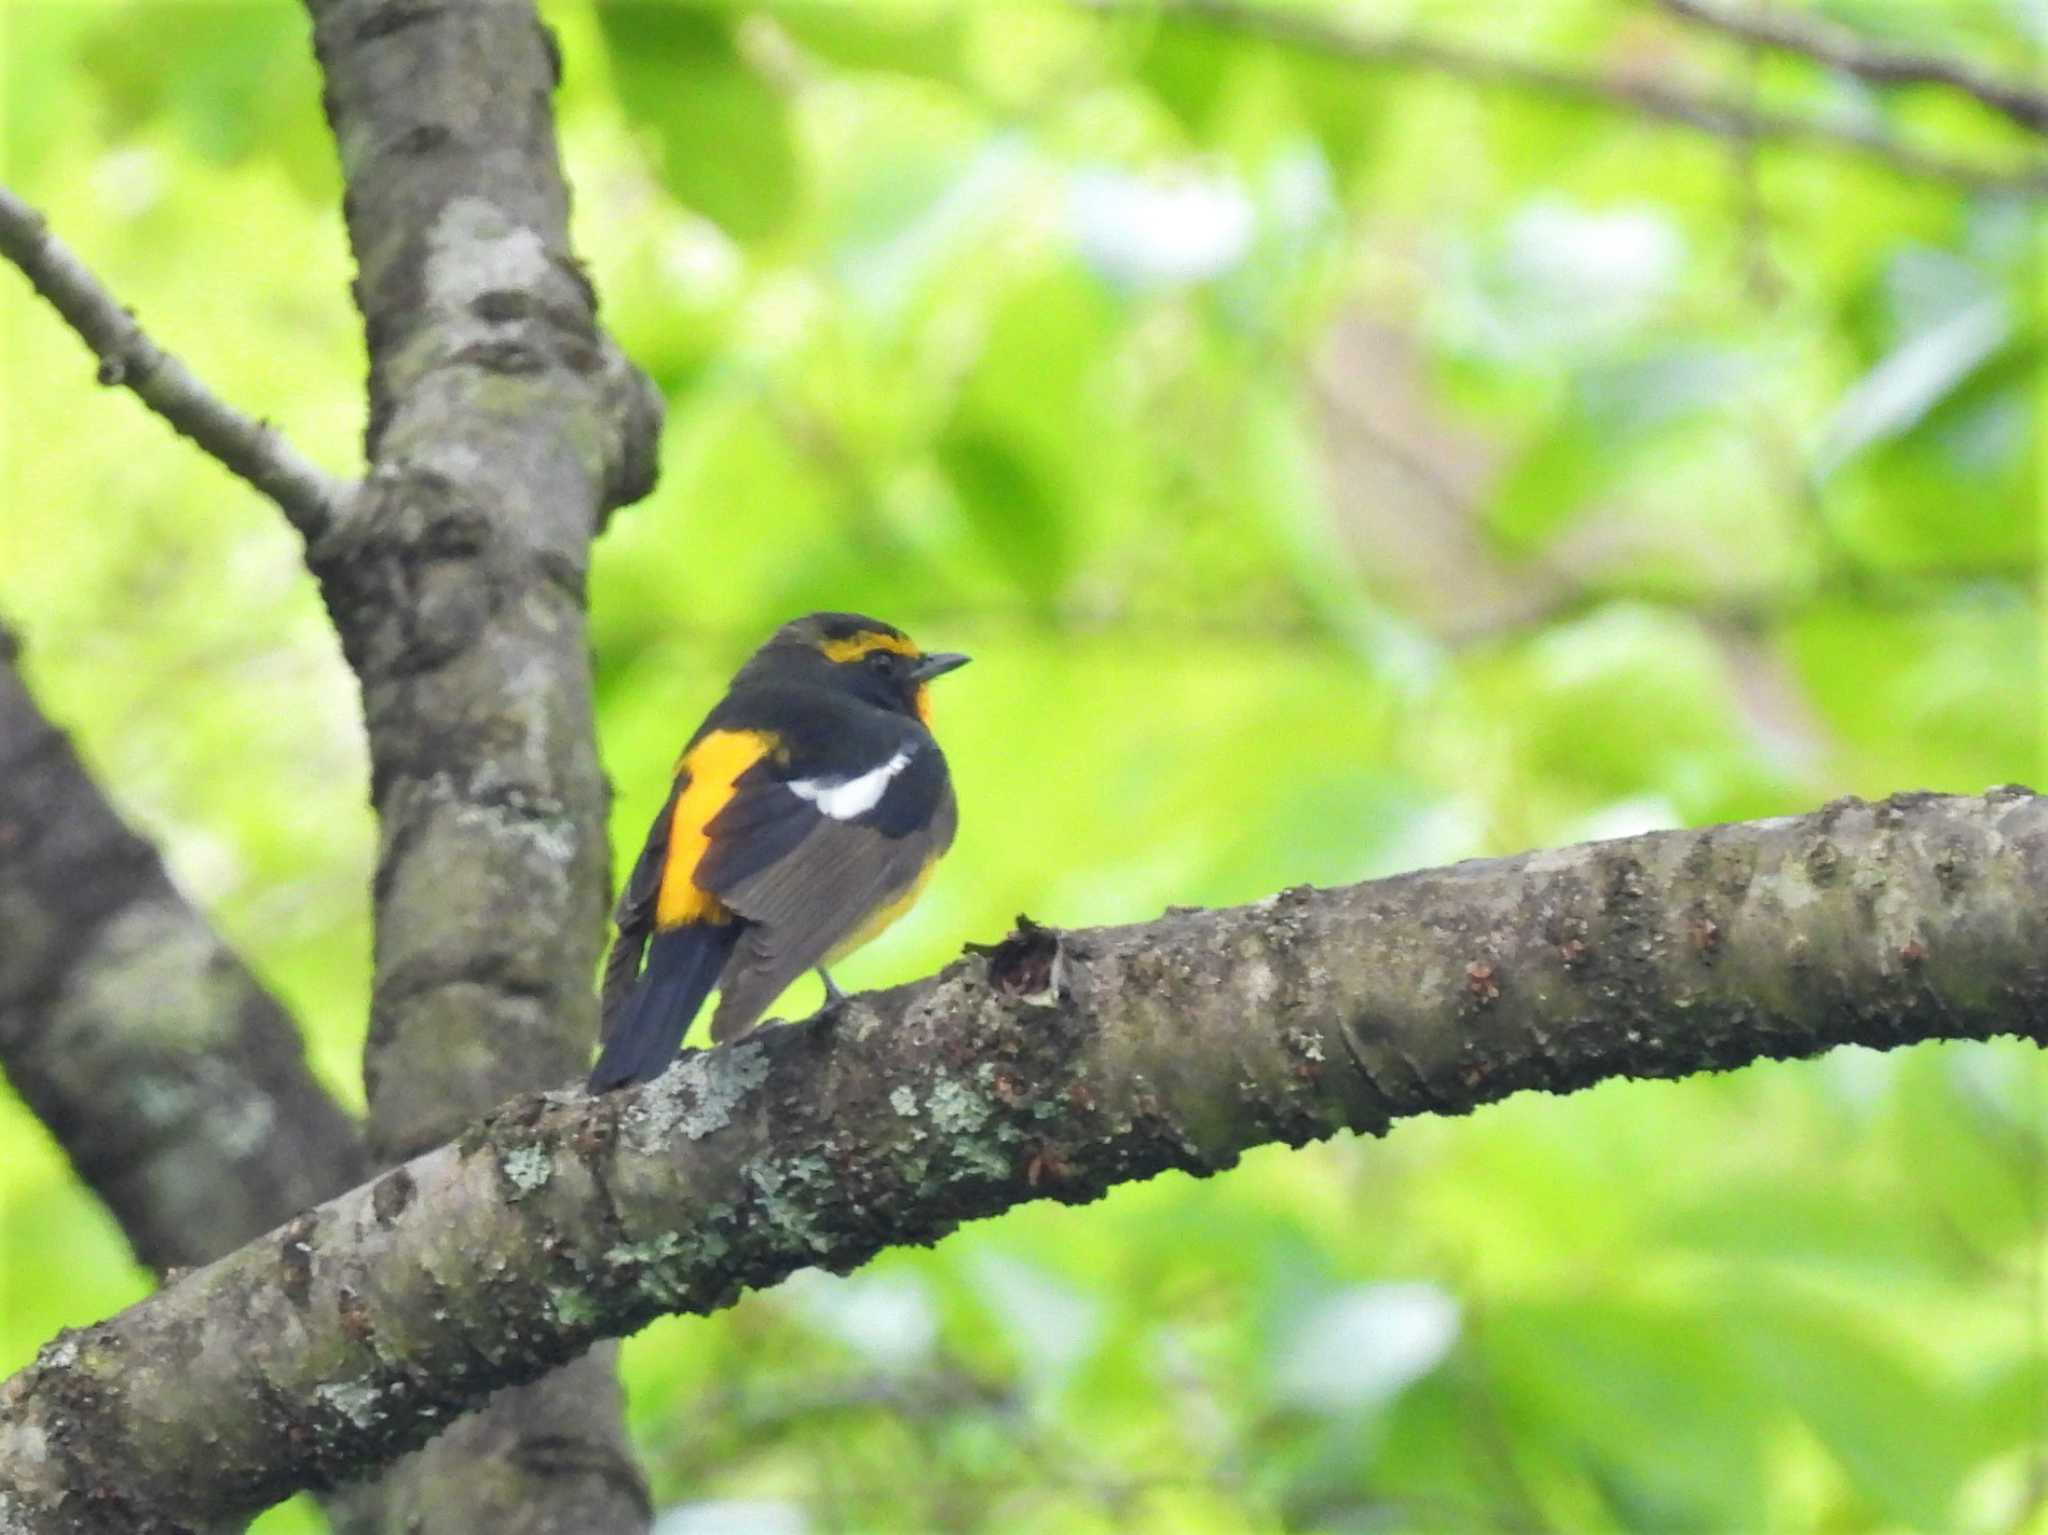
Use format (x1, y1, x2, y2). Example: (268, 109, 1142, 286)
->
(3, 1, 2044, 1531)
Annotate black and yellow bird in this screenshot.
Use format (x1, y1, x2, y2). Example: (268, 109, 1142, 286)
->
(588, 612, 969, 1092)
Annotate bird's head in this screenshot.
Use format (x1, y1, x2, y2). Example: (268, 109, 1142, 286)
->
(747, 612, 970, 724)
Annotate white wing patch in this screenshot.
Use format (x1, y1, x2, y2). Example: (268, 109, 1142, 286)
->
(789, 747, 913, 821)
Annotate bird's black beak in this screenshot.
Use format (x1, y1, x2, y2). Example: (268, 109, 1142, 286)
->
(910, 651, 971, 682)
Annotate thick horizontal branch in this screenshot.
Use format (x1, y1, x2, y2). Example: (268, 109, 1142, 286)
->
(1108, 0, 2048, 196)
(1, 788, 2043, 1531)
(0, 627, 369, 1274)
(1659, 0, 2048, 137)
(0, 185, 355, 546)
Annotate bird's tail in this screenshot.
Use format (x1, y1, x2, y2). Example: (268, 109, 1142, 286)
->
(588, 921, 739, 1092)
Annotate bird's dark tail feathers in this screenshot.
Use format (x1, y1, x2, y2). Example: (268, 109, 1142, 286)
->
(588, 921, 739, 1092)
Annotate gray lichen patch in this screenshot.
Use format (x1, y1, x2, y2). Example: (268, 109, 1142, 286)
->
(602, 1230, 719, 1305)
(906, 1068, 1036, 1187)
(549, 1286, 599, 1327)
(889, 1085, 920, 1117)
(624, 1041, 770, 1151)
(499, 1143, 553, 1199)
(64, 902, 239, 1054)
(314, 1376, 386, 1432)
(926, 1074, 992, 1136)
(603, 1233, 683, 1269)
(425, 196, 553, 312)
(951, 1141, 1012, 1181)
(746, 1156, 834, 1253)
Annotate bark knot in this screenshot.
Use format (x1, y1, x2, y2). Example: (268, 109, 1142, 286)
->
(279, 1211, 319, 1307)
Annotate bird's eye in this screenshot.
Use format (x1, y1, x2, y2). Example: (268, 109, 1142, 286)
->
(864, 651, 894, 673)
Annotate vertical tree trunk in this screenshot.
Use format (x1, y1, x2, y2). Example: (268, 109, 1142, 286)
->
(302, 1, 661, 1527)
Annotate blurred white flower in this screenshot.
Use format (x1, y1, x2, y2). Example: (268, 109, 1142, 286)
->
(1448, 199, 1684, 359)
(973, 1252, 1101, 1398)
(1071, 165, 1254, 288)
(1504, 200, 1681, 314)
(1265, 145, 1336, 237)
(654, 1501, 809, 1535)
(660, 217, 743, 303)
(1273, 1282, 1461, 1414)
(1823, 1043, 1900, 1115)
(90, 147, 165, 219)
(780, 1268, 936, 1373)
(737, 270, 824, 356)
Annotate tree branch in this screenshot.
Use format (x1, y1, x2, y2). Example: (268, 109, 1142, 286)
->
(1657, 0, 2048, 137)
(1104, 0, 2048, 196)
(0, 625, 392, 1532)
(298, 0, 665, 1527)
(0, 185, 355, 547)
(2, 788, 2041, 1533)
(0, 626, 370, 1275)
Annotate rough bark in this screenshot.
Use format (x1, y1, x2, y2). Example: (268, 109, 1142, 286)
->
(303, 0, 657, 1160)
(298, 1, 662, 1530)
(0, 631, 369, 1274)
(1, 788, 2040, 1534)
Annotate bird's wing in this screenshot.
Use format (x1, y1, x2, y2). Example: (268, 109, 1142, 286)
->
(699, 739, 954, 1040)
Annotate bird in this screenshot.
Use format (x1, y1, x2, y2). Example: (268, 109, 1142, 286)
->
(588, 612, 969, 1092)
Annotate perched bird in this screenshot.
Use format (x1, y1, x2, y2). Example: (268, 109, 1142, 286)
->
(588, 612, 969, 1092)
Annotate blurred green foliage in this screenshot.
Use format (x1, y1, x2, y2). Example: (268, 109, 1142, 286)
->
(2, 1, 2043, 1531)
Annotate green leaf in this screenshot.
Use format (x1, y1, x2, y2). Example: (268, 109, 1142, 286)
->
(1828, 338, 2038, 572)
(1733, 1286, 1980, 1529)
(959, 264, 1113, 464)
(1657, 1178, 1950, 1282)
(1505, 605, 1746, 800)
(5, 7, 97, 178)
(1127, 14, 1239, 140)
(1487, 411, 1602, 556)
(1488, 1297, 1770, 1533)
(771, 3, 966, 85)
(1786, 596, 2038, 795)
(935, 427, 1069, 605)
(1815, 298, 2012, 476)
(1275, 48, 1386, 186)
(74, 0, 336, 199)
(598, 2, 799, 243)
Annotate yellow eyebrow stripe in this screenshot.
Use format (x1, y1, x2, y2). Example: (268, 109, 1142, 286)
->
(818, 631, 919, 663)
(656, 729, 779, 927)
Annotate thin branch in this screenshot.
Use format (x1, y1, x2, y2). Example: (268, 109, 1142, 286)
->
(0, 184, 355, 547)
(1658, 0, 2048, 137)
(1096, 0, 2048, 197)
(0, 788, 2042, 1533)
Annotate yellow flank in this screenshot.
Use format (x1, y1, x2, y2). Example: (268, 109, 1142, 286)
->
(656, 729, 779, 927)
(824, 855, 940, 965)
(818, 630, 919, 663)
